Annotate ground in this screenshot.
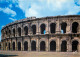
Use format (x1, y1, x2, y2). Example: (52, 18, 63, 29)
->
(0, 51, 80, 57)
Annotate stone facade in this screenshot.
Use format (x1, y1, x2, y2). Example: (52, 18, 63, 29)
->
(1, 15, 80, 52)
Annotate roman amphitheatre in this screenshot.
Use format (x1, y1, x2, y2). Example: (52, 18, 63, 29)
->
(0, 15, 80, 57)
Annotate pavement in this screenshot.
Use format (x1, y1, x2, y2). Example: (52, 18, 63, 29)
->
(0, 50, 80, 57)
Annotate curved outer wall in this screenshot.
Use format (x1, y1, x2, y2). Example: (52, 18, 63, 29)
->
(1, 15, 80, 52)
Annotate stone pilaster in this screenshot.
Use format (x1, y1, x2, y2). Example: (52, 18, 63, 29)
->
(46, 21, 49, 34)
(36, 38, 39, 51)
(56, 38, 60, 52)
(46, 38, 49, 51)
(66, 21, 71, 33)
(78, 44, 80, 52)
(21, 41, 23, 51)
(56, 19, 61, 34)
(36, 22, 39, 35)
(28, 39, 31, 51)
(67, 43, 72, 52)
(15, 38, 17, 51)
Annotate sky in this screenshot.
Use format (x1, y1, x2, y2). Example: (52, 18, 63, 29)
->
(0, 0, 80, 41)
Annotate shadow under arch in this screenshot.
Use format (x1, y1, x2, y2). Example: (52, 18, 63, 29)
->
(72, 40, 79, 52)
(40, 41, 46, 51)
(61, 40, 67, 52)
(50, 40, 56, 51)
(24, 41, 28, 51)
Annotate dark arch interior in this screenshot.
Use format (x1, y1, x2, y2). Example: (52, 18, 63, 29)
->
(40, 24, 46, 34)
(32, 25, 36, 34)
(18, 42, 21, 51)
(0, 44, 1, 50)
(9, 43, 10, 50)
(72, 40, 78, 52)
(31, 41, 36, 51)
(6, 31, 7, 35)
(61, 41, 67, 52)
(61, 23, 67, 33)
(18, 28, 21, 36)
(50, 23, 56, 33)
(50, 41, 56, 51)
(5, 43, 7, 47)
(13, 42, 15, 50)
(72, 22, 78, 33)
(24, 41, 28, 51)
(40, 41, 45, 51)
(9, 30, 11, 38)
(24, 26, 28, 35)
(13, 29, 15, 37)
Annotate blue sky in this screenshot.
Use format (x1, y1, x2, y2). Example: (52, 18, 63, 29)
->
(0, 0, 80, 41)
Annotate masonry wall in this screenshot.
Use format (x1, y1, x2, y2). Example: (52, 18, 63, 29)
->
(1, 15, 80, 52)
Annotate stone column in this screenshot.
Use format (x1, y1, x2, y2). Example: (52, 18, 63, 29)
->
(78, 23, 80, 33)
(39, 41, 40, 51)
(28, 23, 32, 35)
(1, 42, 3, 50)
(15, 38, 17, 51)
(10, 40, 12, 51)
(6, 41, 8, 51)
(78, 43, 80, 52)
(46, 21, 49, 34)
(28, 39, 31, 51)
(36, 22, 39, 35)
(36, 38, 39, 51)
(56, 19, 61, 34)
(67, 37, 72, 52)
(46, 38, 49, 51)
(15, 25, 17, 37)
(38, 24, 40, 35)
(59, 40, 61, 52)
(21, 23, 24, 36)
(67, 43, 72, 52)
(21, 37, 24, 51)
(21, 40, 23, 51)
(56, 38, 60, 52)
(66, 22, 71, 33)
(4, 42, 5, 50)
(11, 28, 14, 37)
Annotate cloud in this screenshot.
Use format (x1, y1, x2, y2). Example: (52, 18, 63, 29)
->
(9, 18, 17, 21)
(16, 0, 80, 17)
(1, 25, 4, 28)
(0, 7, 16, 17)
(9, 4, 12, 8)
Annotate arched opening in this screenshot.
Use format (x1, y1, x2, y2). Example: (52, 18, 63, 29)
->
(13, 42, 15, 50)
(50, 40, 56, 51)
(50, 23, 56, 33)
(13, 29, 15, 37)
(72, 22, 79, 33)
(0, 44, 1, 50)
(72, 40, 79, 52)
(40, 41, 46, 51)
(40, 24, 46, 34)
(61, 41, 67, 52)
(8, 43, 10, 50)
(9, 30, 11, 38)
(6, 31, 7, 36)
(61, 22, 67, 33)
(24, 41, 28, 51)
(24, 26, 28, 35)
(18, 42, 21, 51)
(32, 25, 36, 34)
(5, 43, 7, 50)
(5, 43, 7, 47)
(18, 27, 21, 36)
(31, 41, 36, 51)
